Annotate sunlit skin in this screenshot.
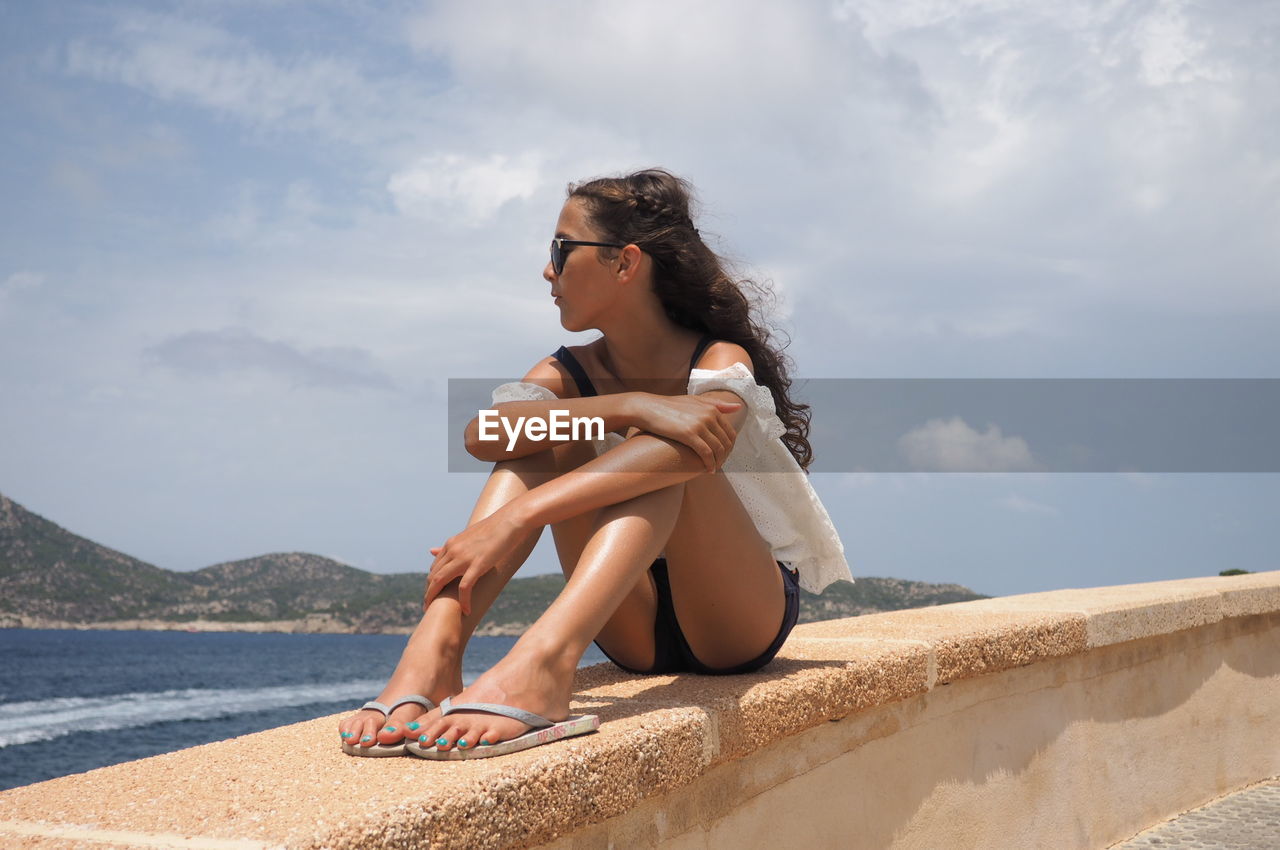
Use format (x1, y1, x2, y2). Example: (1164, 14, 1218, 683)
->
(338, 197, 787, 753)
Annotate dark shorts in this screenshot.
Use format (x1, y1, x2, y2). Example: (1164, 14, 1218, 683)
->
(594, 558, 801, 676)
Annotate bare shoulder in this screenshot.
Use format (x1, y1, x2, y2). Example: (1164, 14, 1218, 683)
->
(694, 340, 755, 375)
(519, 356, 577, 399)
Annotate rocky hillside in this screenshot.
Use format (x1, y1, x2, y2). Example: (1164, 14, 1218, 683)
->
(0, 493, 191, 620)
(0, 492, 989, 632)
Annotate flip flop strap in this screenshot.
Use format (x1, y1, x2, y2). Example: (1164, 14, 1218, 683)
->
(439, 696, 553, 729)
(389, 695, 436, 713)
(360, 700, 392, 716)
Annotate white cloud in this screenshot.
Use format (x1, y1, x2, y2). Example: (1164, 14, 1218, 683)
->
(2, 271, 45, 293)
(997, 493, 1061, 517)
(60, 10, 427, 148)
(898, 416, 1041, 472)
(0, 272, 46, 317)
(387, 153, 542, 226)
(406, 2, 867, 122)
(144, 327, 394, 391)
(1120, 471, 1162, 490)
(1131, 1, 1228, 87)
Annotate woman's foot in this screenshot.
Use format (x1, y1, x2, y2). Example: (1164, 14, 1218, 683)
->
(418, 636, 579, 752)
(338, 662, 464, 750)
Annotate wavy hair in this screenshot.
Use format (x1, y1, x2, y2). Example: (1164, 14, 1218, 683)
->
(568, 168, 813, 471)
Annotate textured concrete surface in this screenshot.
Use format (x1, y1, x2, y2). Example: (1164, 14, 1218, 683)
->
(547, 609, 1280, 849)
(1109, 778, 1280, 849)
(1, 569, 1276, 849)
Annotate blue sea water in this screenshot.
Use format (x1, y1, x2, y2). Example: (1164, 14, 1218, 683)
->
(0, 629, 607, 791)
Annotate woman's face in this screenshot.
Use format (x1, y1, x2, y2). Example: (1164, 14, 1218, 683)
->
(544, 198, 621, 332)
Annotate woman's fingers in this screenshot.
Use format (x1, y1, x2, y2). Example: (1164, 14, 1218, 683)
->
(700, 411, 737, 471)
(693, 430, 726, 473)
(424, 557, 459, 607)
(692, 435, 717, 472)
(456, 571, 476, 617)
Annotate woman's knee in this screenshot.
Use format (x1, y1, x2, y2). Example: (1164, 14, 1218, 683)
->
(495, 439, 597, 479)
(594, 480, 685, 533)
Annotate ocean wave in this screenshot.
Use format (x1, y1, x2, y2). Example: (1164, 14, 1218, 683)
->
(0, 679, 389, 748)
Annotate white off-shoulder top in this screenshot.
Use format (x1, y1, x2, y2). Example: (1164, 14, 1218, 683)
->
(490, 363, 853, 595)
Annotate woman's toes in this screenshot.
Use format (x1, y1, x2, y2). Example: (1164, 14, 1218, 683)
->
(340, 714, 376, 745)
(403, 708, 438, 738)
(376, 712, 416, 744)
(478, 727, 502, 748)
(357, 717, 385, 747)
(436, 724, 465, 751)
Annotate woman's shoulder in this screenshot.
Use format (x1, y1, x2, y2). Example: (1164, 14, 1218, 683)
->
(693, 339, 755, 374)
(516, 352, 582, 399)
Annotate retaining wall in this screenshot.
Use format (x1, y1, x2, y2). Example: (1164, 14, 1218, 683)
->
(2, 570, 1277, 849)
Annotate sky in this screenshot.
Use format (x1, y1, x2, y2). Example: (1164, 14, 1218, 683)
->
(1, 0, 1277, 598)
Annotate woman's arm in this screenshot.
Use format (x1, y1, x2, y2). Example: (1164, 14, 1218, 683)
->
(497, 342, 756, 528)
(428, 344, 756, 613)
(464, 393, 640, 462)
(504, 387, 748, 529)
(428, 388, 747, 613)
(465, 356, 741, 470)
(464, 356, 637, 461)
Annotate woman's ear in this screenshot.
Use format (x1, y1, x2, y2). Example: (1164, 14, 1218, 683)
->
(616, 244, 644, 283)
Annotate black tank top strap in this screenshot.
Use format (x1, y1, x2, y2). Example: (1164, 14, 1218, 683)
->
(688, 334, 718, 372)
(551, 346, 598, 397)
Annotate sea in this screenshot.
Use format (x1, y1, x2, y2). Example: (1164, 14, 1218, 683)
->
(0, 629, 607, 791)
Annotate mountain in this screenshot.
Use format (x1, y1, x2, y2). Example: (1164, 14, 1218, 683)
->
(0, 492, 989, 632)
(0, 493, 191, 621)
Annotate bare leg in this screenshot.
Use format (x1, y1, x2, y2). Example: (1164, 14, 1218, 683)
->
(338, 449, 574, 747)
(419, 463, 786, 751)
(660, 470, 786, 669)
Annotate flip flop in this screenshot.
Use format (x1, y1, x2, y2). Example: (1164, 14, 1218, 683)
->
(341, 694, 437, 757)
(404, 697, 599, 760)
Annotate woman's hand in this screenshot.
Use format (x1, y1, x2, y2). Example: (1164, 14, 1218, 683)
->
(424, 509, 528, 616)
(626, 392, 742, 473)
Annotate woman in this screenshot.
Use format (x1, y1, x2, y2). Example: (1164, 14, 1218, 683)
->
(338, 168, 851, 759)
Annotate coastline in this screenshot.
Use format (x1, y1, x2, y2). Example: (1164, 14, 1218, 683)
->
(0, 613, 528, 637)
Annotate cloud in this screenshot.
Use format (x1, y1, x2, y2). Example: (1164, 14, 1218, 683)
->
(405, 2, 883, 122)
(997, 493, 1060, 517)
(1120, 471, 1162, 490)
(2, 271, 45, 294)
(898, 416, 1041, 472)
(60, 10, 425, 148)
(0, 272, 46, 317)
(387, 153, 542, 226)
(144, 327, 393, 390)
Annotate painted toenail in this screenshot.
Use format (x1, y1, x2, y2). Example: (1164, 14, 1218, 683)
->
(361, 736, 372, 742)
(436, 738, 449, 747)
(480, 740, 492, 746)
(384, 726, 396, 732)
(419, 734, 429, 742)
(407, 722, 420, 730)
(458, 739, 468, 748)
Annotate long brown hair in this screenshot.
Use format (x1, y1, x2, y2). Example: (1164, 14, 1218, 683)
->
(568, 168, 813, 471)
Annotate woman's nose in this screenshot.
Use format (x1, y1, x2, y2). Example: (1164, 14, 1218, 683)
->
(543, 260, 556, 284)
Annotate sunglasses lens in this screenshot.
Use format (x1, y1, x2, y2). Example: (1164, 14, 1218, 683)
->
(550, 241, 564, 274)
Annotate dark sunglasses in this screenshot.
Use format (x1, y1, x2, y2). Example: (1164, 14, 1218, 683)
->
(549, 238, 625, 275)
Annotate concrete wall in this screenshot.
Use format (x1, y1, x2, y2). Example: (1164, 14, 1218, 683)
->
(1, 570, 1277, 849)
(554, 607, 1279, 848)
